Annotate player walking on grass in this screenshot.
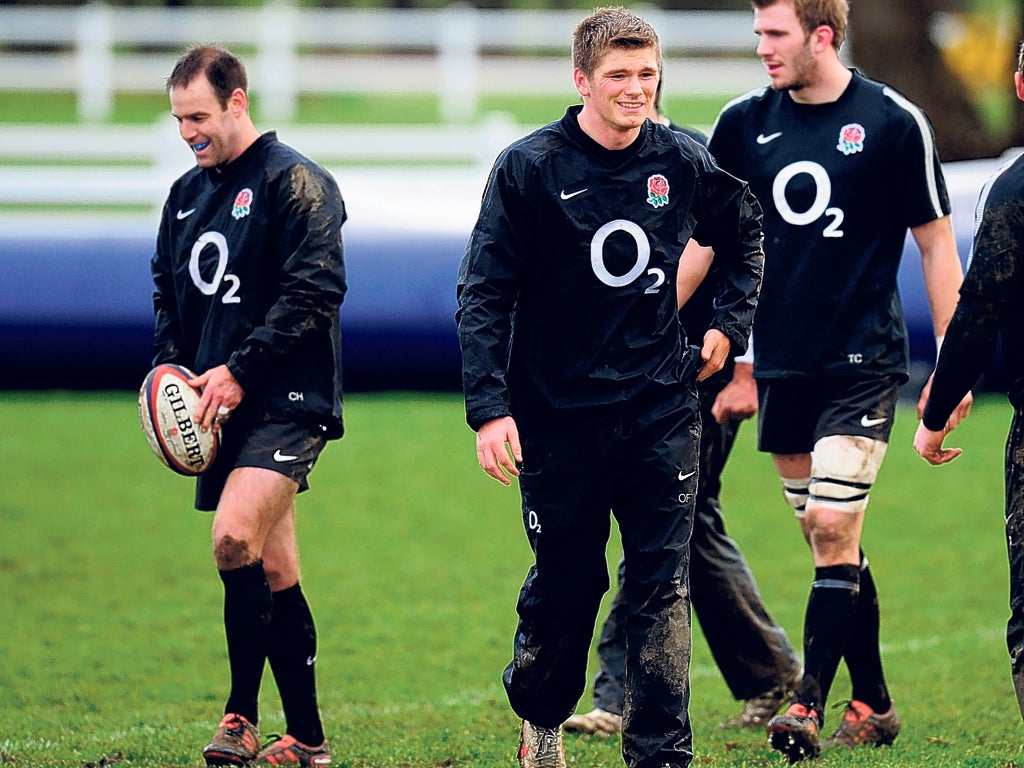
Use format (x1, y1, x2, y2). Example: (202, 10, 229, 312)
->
(152, 45, 346, 767)
(915, 42, 1024, 728)
(458, 7, 764, 767)
(564, 89, 802, 741)
(704, 0, 973, 761)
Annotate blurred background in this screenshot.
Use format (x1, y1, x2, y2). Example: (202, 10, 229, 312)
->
(0, 0, 1020, 391)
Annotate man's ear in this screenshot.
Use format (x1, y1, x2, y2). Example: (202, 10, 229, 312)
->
(573, 68, 590, 99)
(811, 24, 835, 54)
(229, 87, 249, 116)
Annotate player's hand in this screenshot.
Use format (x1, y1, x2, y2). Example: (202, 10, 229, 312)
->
(913, 421, 962, 465)
(916, 373, 973, 430)
(193, 364, 245, 434)
(711, 362, 757, 424)
(476, 416, 522, 486)
(696, 329, 730, 382)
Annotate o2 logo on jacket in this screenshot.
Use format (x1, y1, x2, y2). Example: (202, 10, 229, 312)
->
(189, 231, 242, 304)
(772, 161, 844, 238)
(590, 219, 667, 296)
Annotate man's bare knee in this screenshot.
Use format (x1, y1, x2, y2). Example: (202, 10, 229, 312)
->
(213, 535, 257, 571)
(807, 516, 852, 553)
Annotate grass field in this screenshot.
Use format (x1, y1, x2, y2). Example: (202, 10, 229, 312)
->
(1, 391, 1021, 767)
(0, 91, 731, 131)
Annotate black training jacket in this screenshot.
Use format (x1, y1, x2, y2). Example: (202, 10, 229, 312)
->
(458, 106, 764, 431)
(151, 132, 348, 438)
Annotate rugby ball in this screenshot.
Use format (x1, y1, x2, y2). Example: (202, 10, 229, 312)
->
(138, 364, 219, 475)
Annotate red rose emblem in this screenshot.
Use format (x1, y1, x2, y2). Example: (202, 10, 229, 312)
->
(649, 175, 669, 197)
(841, 125, 864, 144)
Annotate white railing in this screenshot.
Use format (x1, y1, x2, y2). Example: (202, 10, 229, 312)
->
(0, 117, 525, 226)
(0, 3, 762, 123)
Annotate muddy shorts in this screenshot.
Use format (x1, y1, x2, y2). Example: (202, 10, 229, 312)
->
(195, 419, 328, 511)
(757, 375, 901, 455)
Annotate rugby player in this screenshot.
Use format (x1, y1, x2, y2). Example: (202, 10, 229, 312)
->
(153, 45, 346, 767)
(703, 0, 972, 760)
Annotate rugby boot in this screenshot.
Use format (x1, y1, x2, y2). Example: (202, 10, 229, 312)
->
(822, 699, 900, 749)
(518, 720, 566, 768)
(203, 713, 261, 766)
(719, 666, 803, 729)
(255, 734, 331, 766)
(767, 703, 820, 762)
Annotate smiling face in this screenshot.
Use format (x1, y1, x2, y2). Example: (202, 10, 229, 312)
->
(169, 74, 249, 169)
(574, 45, 660, 149)
(754, 1, 820, 93)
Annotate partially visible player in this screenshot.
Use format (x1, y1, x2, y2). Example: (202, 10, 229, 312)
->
(914, 41, 1024, 724)
(457, 7, 764, 767)
(705, 0, 972, 760)
(153, 45, 346, 767)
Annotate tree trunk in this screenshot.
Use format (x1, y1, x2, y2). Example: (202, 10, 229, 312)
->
(848, 0, 999, 160)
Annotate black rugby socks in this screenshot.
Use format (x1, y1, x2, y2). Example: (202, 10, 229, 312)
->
(797, 563, 861, 715)
(269, 583, 326, 747)
(844, 552, 892, 714)
(220, 560, 273, 724)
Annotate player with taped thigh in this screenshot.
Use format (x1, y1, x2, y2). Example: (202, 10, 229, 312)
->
(704, 0, 973, 759)
(760, 376, 898, 760)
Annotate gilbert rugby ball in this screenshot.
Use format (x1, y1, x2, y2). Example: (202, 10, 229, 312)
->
(138, 363, 219, 475)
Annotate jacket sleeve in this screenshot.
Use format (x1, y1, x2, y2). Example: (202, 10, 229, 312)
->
(456, 153, 527, 431)
(226, 164, 348, 391)
(150, 200, 187, 368)
(923, 170, 1024, 427)
(689, 149, 765, 356)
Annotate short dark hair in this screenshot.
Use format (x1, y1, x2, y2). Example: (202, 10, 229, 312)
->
(751, 0, 849, 50)
(1018, 40, 1024, 76)
(572, 6, 661, 80)
(166, 45, 248, 109)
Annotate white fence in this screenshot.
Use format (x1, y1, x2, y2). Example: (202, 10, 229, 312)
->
(0, 116, 522, 224)
(0, 3, 763, 123)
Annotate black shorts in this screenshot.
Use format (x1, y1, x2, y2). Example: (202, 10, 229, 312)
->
(757, 376, 901, 456)
(195, 420, 328, 511)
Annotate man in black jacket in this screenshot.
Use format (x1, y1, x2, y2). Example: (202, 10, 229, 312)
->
(457, 8, 764, 767)
(153, 45, 346, 768)
(565, 84, 801, 741)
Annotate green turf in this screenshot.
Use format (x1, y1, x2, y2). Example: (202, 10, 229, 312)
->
(0, 391, 1019, 766)
(0, 89, 728, 130)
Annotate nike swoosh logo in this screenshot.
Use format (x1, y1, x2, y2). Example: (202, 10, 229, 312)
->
(273, 450, 298, 462)
(860, 415, 887, 428)
(756, 132, 782, 144)
(560, 188, 588, 200)
(176, 208, 196, 219)
(678, 470, 696, 481)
